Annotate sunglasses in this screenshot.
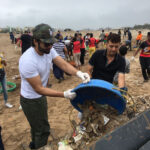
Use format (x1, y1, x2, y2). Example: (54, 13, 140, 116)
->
(39, 40, 53, 47)
(43, 42, 52, 47)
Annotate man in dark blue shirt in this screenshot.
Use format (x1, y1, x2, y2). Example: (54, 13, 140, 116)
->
(127, 29, 132, 51)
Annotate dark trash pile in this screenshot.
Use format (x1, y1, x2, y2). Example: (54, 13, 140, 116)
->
(49, 95, 150, 150)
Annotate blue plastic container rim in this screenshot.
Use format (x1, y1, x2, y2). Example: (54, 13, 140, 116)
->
(71, 79, 126, 114)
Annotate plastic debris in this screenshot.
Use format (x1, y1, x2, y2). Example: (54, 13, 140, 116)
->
(58, 141, 73, 150)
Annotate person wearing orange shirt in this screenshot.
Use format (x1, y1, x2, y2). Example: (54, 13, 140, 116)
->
(136, 31, 142, 47)
(88, 33, 96, 57)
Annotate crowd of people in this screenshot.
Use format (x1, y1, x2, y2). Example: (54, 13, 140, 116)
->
(0, 24, 150, 149)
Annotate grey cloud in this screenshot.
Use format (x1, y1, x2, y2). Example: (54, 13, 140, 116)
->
(0, 0, 150, 29)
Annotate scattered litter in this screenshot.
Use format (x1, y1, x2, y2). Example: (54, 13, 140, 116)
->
(12, 75, 20, 80)
(58, 141, 73, 150)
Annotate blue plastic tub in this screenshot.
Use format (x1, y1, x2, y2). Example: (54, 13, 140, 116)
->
(71, 79, 126, 114)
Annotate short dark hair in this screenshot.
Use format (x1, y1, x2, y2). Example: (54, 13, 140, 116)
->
(119, 45, 128, 56)
(74, 33, 79, 37)
(107, 33, 121, 43)
(147, 32, 150, 36)
(90, 33, 93, 37)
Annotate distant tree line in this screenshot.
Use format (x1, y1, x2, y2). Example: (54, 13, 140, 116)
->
(0, 24, 150, 33)
(0, 28, 10, 33)
(133, 23, 150, 29)
(0, 27, 19, 33)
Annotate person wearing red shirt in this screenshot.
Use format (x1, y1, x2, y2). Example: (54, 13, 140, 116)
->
(73, 34, 81, 69)
(131, 32, 150, 82)
(88, 33, 96, 57)
(79, 33, 85, 65)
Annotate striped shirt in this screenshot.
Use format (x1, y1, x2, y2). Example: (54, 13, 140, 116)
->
(53, 42, 66, 59)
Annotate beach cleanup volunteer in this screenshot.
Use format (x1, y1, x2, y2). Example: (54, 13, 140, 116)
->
(88, 33, 126, 89)
(136, 31, 142, 46)
(88, 33, 96, 57)
(0, 53, 13, 108)
(131, 32, 150, 82)
(19, 23, 90, 149)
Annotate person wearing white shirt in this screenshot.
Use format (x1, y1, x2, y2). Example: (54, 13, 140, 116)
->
(19, 24, 90, 150)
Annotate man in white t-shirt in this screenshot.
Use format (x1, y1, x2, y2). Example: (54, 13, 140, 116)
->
(19, 24, 90, 150)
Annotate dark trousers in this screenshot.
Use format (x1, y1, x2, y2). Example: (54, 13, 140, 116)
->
(128, 40, 132, 50)
(0, 127, 4, 150)
(20, 96, 50, 149)
(53, 64, 64, 79)
(126, 40, 132, 50)
(139, 57, 150, 80)
(136, 40, 141, 47)
(80, 48, 85, 65)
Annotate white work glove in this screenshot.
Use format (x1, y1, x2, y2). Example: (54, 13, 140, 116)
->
(64, 89, 76, 100)
(76, 71, 90, 83)
(130, 56, 135, 62)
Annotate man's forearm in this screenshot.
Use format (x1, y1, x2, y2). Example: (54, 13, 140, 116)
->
(35, 86, 64, 98)
(87, 64, 93, 78)
(61, 61, 78, 75)
(118, 74, 125, 88)
(118, 81, 125, 88)
(54, 57, 78, 75)
(133, 48, 141, 57)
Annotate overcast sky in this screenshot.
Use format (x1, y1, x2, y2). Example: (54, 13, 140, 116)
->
(0, 0, 149, 30)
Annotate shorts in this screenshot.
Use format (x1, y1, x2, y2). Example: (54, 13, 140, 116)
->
(73, 53, 81, 66)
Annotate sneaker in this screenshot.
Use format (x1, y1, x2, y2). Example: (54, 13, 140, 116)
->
(5, 103, 13, 108)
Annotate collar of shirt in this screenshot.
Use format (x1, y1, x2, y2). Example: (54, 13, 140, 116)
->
(102, 49, 119, 64)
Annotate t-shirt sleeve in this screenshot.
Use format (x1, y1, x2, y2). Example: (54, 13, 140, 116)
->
(139, 42, 145, 49)
(50, 47, 59, 60)
(118, 57, 126, 74)
(19, 59, 39, 79)
(89, 51, 98, 66)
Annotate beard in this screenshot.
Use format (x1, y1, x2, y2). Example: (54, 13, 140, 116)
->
(107, 51, 117, 57)
(38, 43, 50, 54)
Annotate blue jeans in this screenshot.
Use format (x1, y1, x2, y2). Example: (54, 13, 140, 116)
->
(0, 76, 8, 103)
